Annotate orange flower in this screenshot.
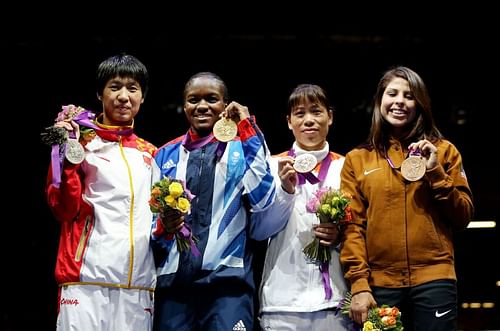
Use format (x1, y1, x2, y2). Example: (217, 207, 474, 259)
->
(340, 292, 404, 331)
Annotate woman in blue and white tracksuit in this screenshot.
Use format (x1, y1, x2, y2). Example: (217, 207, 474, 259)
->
(151, 72, 275, 331)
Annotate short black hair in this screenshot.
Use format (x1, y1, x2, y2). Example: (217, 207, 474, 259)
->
(96, 54, 149, 97)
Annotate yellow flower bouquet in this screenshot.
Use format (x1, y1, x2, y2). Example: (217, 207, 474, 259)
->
(149, 176, 199, 255)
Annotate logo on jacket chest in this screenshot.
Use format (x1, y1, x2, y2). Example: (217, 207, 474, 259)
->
(142, 152, 153, 169)
(363, 167, 381, 176)
(162, 159, 176, 170)
(230, 151, 241, 165)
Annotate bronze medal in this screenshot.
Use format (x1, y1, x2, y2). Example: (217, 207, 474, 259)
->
(401, 155, 426, 181)
(293, 153, 318, 173)
(213, 118, 238, 142)
(65, 139, 85, 164)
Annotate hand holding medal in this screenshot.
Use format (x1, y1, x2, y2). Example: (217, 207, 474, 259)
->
(44, 105, 87, 164)
(213, 117, 237, 142)
(43, 105, 97, 187)
(293, 153, 318, 173)
(401, 151, 426, 181)
(41, 105, 86, 147)
(401, 140, 439, 181)
(213, 101, 249, 142)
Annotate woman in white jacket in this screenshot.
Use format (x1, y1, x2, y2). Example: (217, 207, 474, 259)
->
(252, 84, 352, 330)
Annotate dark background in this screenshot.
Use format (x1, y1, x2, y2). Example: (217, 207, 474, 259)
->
(3, 8, 499, 330)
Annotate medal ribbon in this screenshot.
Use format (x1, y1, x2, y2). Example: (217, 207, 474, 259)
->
(409, 148, 421, 157)
(182, 131, 226, 159)
(385, 155, 396, 169)
(385, 147, 426, 183)
(385, 148, 421, 168)
(75, 112, 134, 136)
(289, 148, 334, 299)
(288, 149, 332, 185)
(51, 109, 134, 188)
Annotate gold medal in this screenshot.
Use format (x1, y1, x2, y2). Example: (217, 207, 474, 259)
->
(65, 139, 85, 164)
(401, 155, 426, 181)
(213, 118, 237, 142)
(293, 153, 318, 173)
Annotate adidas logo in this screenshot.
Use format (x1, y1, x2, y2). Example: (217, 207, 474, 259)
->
(162, 159, 176, 170)
(232, 319, 246, 331)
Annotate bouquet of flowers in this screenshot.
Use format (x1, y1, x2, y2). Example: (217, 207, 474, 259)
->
(303, 187, 352, 263)
(43, 105, 97, 188)
(339, 292, 404, 331)
(41, 105, 95, 146)
(149, 176, 199, 255)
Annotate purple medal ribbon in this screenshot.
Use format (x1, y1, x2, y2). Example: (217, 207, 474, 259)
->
(51, 146, 63, 187)
(51, 109, 134, 188)
(385, 154, 396, 169)
(385, 148, 421, 169)
(72, 111, 99, 131)
(73, 111, 134, 135)
(288, 149, 332, 185)
(182, 132, 226, 159)
(409, 148, 421, 156)
(289, 149, 334, 299)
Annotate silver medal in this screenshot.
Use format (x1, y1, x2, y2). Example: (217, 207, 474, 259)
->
(65, 139, 85, 164)
(293, 153, 318, 173)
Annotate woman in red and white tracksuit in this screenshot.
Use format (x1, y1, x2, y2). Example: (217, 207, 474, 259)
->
(46, 54, 157, 331)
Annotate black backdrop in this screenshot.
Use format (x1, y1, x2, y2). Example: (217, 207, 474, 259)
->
(3, 10, 499, 330)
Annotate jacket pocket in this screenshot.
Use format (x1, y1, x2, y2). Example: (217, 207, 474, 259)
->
(75, 215, 92, 262)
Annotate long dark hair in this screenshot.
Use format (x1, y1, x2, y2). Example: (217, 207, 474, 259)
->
(366, 66, 443, 157)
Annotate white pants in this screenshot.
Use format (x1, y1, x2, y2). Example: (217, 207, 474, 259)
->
(56, 285, 154, 331)
(260, 310, 352, 331)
